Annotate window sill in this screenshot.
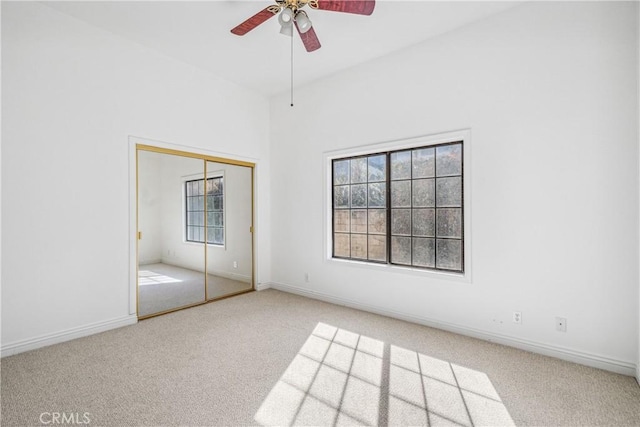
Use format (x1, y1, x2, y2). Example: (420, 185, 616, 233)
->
(326, 256, 470, 283)
(183, 241, 227, 250)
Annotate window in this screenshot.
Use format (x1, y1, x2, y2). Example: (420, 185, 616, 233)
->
(185, 176, 224, 245)
(332, 141, 464, 272)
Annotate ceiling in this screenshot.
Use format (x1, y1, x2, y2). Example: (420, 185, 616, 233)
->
(44, 1, 521, 98)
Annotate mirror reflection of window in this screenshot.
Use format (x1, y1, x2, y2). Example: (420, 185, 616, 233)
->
(185, 176, 224, 245)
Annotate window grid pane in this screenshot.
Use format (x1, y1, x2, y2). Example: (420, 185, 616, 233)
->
(186, 176, 224, 245)
(332, 155, 388, 264)
(332, 141, 463, 273)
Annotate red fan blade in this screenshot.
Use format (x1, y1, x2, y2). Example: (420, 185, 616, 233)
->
(295, 24, 321, 52)
(314, 0, 375, 15)
(231, 6, 279, 36)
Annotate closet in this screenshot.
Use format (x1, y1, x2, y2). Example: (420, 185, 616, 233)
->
(136, 145, 254, 318)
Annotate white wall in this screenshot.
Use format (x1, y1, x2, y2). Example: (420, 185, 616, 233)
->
(1, 2, 271, 351)
(270, 2, 639, 374)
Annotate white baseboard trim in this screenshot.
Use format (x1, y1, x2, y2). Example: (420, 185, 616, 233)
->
(256, 282, 271, 291)
(220, 271, 252, 284)
(268, 282, 637, 377)
(158, 260, 252, 284)
(1, 314, 138, 358)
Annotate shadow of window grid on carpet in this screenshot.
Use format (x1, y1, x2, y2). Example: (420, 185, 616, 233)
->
(254, 322, 515, 427)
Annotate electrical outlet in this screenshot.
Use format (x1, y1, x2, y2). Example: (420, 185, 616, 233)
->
(304, 273, 310, 283)
(233, 261, 238, 269)
(513, 311, 522, 324)
(556, 317, 567, 332)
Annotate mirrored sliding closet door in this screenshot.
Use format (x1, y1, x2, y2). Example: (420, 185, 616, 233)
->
(137, 146, 254, 319)
(205, 161, 253, 300)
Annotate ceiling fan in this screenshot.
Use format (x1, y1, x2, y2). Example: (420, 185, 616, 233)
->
(231, 0, 375, 52)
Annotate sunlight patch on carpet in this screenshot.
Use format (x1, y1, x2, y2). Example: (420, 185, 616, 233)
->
(254, 322, 515, 426)
(138, 270, 183, 286)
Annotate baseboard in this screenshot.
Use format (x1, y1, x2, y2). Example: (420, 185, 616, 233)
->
(158, 260, 252, 284)
(213, 270, 252, 284)
(140, 258, 162, 266)
(1, 314, 138, 358)
(268, 282, 637, 377)
(256, 282, 271, 291)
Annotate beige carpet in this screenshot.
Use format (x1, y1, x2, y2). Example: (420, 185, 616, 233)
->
(138, 263, 251, 317)
(2, 289, 639, 426)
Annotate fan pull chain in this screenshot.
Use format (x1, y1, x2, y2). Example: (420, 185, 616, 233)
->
(290, 30, 294, 107)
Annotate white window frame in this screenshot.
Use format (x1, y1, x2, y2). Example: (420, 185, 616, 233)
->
(323, 129, 472, 283)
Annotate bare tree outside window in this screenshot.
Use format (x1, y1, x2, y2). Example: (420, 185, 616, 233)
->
(332, 141, 463, 273)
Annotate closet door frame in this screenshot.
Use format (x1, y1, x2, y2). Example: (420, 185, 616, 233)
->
(130, 137, 256, 319)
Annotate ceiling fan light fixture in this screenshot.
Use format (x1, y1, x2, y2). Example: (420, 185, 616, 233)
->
(295, 11, 312, 33)
(279, 22, 293, 37)
(278, 7, 294, 25)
